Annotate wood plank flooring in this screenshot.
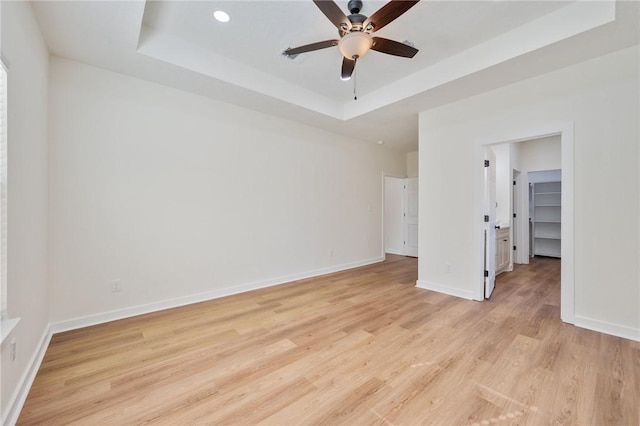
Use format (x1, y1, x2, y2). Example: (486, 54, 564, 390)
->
(18, 255, 639, 425)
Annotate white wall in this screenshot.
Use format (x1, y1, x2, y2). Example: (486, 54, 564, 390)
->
(47, 57, 406, 324)
(0, 1, 50, 421)
(407, 151, 418, 178)
(418, 46, 639, 340)
(529, 169, 561, 184)
(494, 135, 561, 226)
(510, 140, 522, 172)
(384, 177, 404, 255)
(521, 135, 561, 173)
(492, 143, 511, 226)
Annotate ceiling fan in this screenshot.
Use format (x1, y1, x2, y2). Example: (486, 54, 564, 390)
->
(284, 0, 420, 81)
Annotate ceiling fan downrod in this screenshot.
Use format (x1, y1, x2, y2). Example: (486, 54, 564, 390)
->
(348, 0, 362, 14)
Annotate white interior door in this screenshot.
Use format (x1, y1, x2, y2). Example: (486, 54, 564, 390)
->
(403, 177, 418, 257)
(384, 177, 404, 255)
(484, 148, 496, 298)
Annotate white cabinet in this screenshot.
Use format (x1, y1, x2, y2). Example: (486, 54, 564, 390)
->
(532, 181, 561, 258)
(496, 227, 510, 274)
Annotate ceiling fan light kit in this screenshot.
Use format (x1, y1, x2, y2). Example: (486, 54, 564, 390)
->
(283, 0, 420, 85)
(338, 32, 373, 60)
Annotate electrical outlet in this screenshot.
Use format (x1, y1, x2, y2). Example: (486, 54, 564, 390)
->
(445, 263, 452, 274)
(329, 249, 334, 257)
(110, 279, 122, 293)
(10, 338, 16, 362)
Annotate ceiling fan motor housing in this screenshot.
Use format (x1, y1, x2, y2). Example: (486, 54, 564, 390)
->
(346, 0, 367, 32)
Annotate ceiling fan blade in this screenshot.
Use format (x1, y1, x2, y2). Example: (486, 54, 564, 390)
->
(341, 57, 356, 80)
(371, 37, 418, 58)
(284, 39, 339, 56)
(364, 0, 420, 32)
(313, 0, 351, 32)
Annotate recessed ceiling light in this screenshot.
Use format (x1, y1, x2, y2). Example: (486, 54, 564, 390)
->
(377, 140, 384, 145)
(213, 10, 230, 23)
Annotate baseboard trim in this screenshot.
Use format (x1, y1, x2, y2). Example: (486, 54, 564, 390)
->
(415, 280, 476, 301)
(385, 249, 403, 255)
(3, 327, 52, 426)
(50, 256, 384, 334)
(574, 315, 640, 342)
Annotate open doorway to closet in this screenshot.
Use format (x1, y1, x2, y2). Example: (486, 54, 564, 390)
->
(477, 125, 574, 324)
(489, 135, 562, 271)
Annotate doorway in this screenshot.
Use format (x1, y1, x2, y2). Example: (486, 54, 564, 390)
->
(475, 123, 574, 324)
(384, 176, 404, 255)
(384, 176, 418, 258)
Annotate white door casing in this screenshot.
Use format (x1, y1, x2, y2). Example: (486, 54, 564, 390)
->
(512, 169, 520, 265)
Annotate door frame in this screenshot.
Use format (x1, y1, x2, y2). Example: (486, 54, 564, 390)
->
(473, 122, 574, 324)
(512, 169, 528, 265)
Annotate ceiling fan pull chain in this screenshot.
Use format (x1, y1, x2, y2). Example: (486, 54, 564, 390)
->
(353, 58, 358, 100)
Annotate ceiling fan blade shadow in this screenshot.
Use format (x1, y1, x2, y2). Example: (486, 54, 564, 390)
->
(371, 37, 418, 58)
(341, 57, 356, 80)
(364, 0, 420, 32)
(284, 39, 339, 56)
(313, 0, 351, 32)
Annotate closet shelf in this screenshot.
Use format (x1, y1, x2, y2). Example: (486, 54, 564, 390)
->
(532, 181, 561, 258)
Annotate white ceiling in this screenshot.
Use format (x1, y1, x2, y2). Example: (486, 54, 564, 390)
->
(32, 1, 639, 152)
(141, 1, 568, 101)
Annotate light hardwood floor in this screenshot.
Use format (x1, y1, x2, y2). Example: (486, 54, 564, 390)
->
(18, 255, 639, 425)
